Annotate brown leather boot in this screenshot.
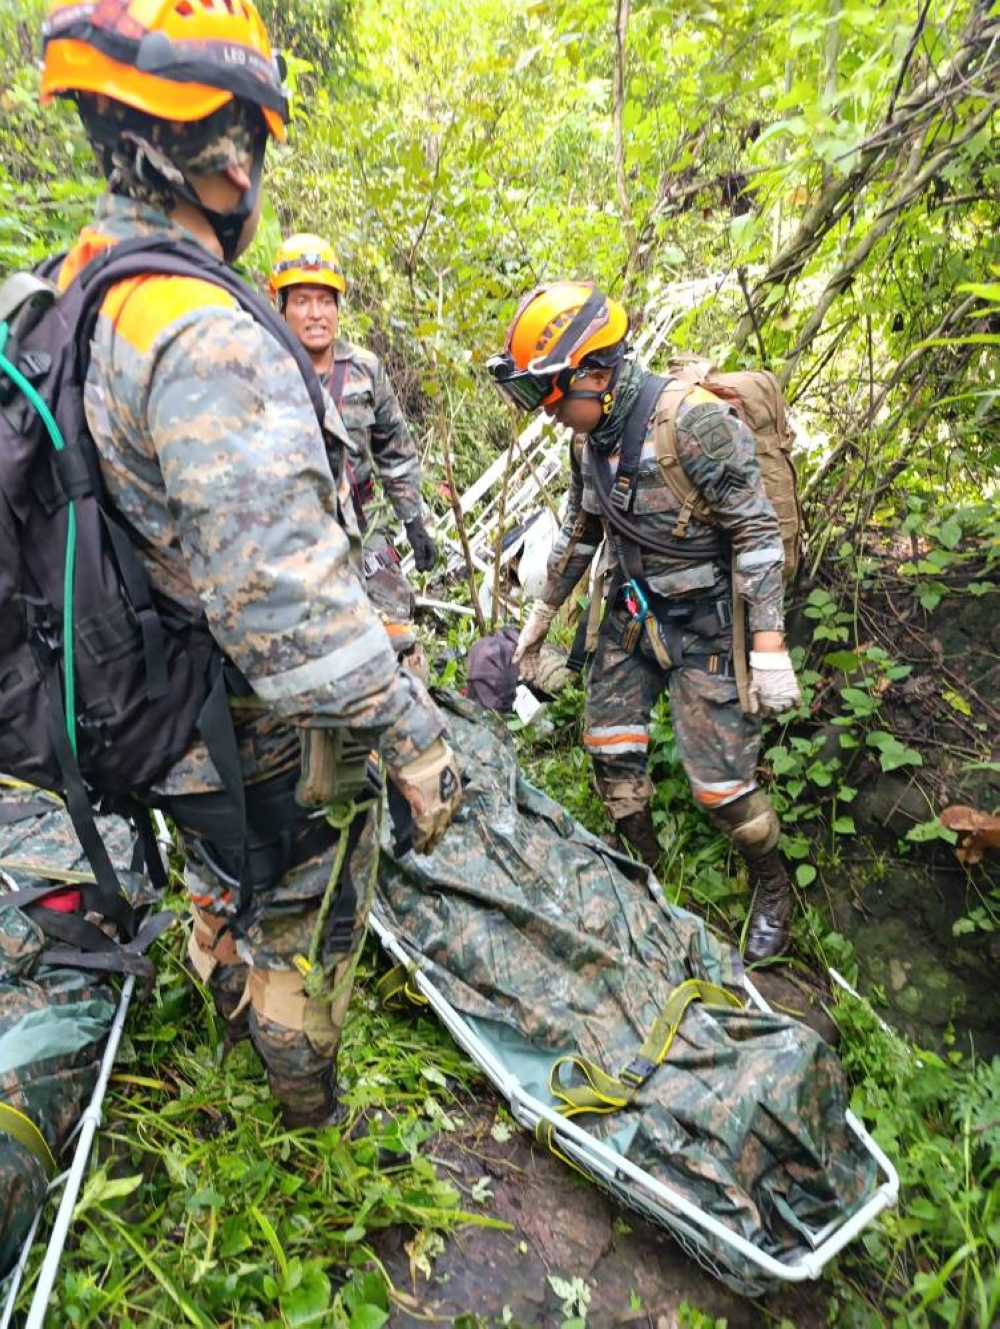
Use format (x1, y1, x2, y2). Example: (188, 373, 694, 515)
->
(744, 849, 793, 962)
(614, 808, 661, 871)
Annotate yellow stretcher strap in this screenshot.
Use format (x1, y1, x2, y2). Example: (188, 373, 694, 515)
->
(0, 776, 59, 797)
(0, 1103, 58, 1179)
(535, 979, 742, 1160)
(376, 962, 429, 1010)
(0, 859, 96, 885)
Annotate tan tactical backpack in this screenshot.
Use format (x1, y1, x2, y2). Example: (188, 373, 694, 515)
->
(653, 360, 804, 581)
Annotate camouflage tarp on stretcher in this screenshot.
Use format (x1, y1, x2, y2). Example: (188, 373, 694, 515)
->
(374, 694, 897, 1295)
(0, 782, 144, 1312)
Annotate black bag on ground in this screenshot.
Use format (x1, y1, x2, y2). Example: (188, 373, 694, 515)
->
(466, 628, 520, 713)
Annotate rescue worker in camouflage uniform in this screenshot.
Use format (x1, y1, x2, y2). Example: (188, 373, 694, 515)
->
(488, 283, 801, 961)
(269, 234, 438, 571)
(40, 0, 462, 1127)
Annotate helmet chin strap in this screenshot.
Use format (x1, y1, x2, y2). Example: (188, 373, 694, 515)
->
(559, 356, 623, 416)
(170, 129, 268, 263)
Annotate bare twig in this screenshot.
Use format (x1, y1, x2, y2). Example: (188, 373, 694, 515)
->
(434, 382, 486, 634)
(733, 14, 1000, 351)
(613, 0, 637, 294)
(777, 99, 995, 386)
(886, 0, 934, 123)
(488, 423, 519, 632)
(736, 265, 768, 365)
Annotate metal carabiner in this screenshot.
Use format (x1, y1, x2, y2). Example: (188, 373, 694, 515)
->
(623, 578, 648, 623)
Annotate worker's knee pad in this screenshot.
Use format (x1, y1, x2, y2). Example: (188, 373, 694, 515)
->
(705, 788, 780, 860)
(246, 962, 355, 1063)
(595, 772, 656, 822)
(187, 904, 242, 983)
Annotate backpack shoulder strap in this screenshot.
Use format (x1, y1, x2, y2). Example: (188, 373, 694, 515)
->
(71, 237, 328, 433)
(653, 380, 720, 538)
(329, 356, 348, 410)
(603, 372, 666, 513)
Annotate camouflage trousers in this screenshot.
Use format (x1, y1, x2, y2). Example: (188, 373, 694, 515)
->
(584, 603, 763, 822)
(363, 529, 428, 680)
(179, 798, 378, 1115)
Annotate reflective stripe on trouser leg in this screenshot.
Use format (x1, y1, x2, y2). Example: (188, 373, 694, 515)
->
(584, 726, 650, 757)
(667, 665, 762, 812)
(585, 627, 662, 819)
(240, 806, 378, 1113)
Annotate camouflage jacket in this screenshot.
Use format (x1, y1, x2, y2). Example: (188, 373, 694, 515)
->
(543, 374, 785, 634)
(59, 194, 444, 794)
(326, 339, 423, 524)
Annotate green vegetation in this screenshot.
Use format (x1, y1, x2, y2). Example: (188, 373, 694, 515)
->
(2, 0, 998, 1322)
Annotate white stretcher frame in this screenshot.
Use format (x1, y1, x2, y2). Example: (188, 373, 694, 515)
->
(368, 906, 899, 1293)
(0, 807, 173, 1329)
(0, 972, 137, 1329)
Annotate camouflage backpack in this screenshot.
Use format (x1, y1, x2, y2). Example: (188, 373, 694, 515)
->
(654, 361, 805, 580)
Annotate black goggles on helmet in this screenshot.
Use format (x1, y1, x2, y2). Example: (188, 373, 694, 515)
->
(486, 352, 560, 411)
(487, 349, 622, 413)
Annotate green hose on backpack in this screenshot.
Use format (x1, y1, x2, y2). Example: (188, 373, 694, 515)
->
(0, 320, 79, 756)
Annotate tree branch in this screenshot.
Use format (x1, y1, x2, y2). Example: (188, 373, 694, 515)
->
(733, 14, 1000, 350)
(777, 100, 995, 387)
(613, 0, 637, 293)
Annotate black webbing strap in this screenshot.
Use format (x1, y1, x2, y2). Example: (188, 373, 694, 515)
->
(100, 513, 169, 700)
(601, 373, 666, 513)
(567, 611, 591, 675)
(43, 670, 130, 917)
(387, 776, 415, 858)
(590, 377, 707, 562)
(0, 879, 134, 932)
(31, 907, 176, 988)
(329, 358, 348, 410)
(132, 805, 168, 892)
(320, 806, 368, 960)
(195, 662, 251, 918)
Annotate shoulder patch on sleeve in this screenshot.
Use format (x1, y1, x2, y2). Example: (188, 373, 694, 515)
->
(105, 275, 238, 354)
(682, 401, 739, 462)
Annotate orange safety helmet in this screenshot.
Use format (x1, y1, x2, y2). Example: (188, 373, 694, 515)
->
(269, 234, 346, 300)
(41, 0, 288, 142)
(488, 281, 628, 412)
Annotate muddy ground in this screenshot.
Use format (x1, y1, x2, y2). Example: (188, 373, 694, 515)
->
(376, 1088, 829, 1328)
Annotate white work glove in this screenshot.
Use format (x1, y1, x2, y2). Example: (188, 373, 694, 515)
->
(390, 738, 463, 854)
(748, 650, 802, 716)
(512, 600, 558, 683)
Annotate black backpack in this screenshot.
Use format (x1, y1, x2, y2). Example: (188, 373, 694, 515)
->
(0, 235, 330, 911)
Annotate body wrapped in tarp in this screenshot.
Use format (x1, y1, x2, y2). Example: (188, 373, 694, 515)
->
(376, 695, 878, 1294)
(0, 784, 133, 1278)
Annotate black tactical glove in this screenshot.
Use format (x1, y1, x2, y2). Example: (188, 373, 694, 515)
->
(405, 517, 438, 572)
